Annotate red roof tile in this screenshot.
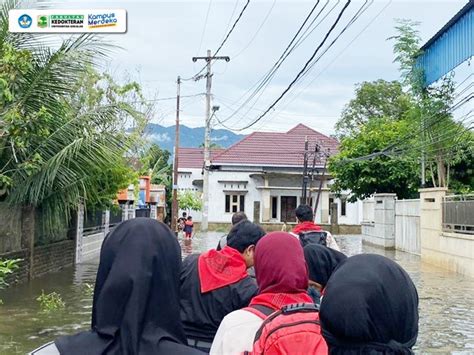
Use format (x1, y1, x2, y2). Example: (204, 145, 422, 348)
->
(177, 147, 225, 169)
(213, 124, 338, 167)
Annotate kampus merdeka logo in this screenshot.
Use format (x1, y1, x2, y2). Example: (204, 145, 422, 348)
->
(88, 13, 118, 28)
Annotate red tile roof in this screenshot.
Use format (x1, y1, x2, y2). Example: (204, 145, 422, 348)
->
(177, 147, 225, 169)
(213, 124, 338, 167)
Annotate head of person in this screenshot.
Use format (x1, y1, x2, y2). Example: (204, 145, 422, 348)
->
(187, 216, 192, 221)
(320, 254, 419, 354)
(56, 218, 186, 354)
(182, 212, 187, 218)
(226, 220, 266, 268)
(303, 244, 347, 292)
(295, 204, 313, 223)
(254, 232, 308, 294)
(231, 211, 247, 225)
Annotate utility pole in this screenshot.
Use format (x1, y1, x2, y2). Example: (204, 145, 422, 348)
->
(314, 148, 329, 222)
(309, 142, 319, 209)
(171, 76, 181, 234)
(301, 137, 309, 205)
(192, 50, 230, 232)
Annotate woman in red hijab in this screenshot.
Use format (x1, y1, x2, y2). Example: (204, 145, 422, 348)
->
(210, 232, 315, 355)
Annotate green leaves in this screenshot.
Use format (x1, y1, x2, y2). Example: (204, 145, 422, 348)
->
(178, 191, 202, 212)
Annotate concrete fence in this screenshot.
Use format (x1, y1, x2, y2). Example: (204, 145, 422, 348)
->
(362, 189, 474, 277)
(395, 199, 420, 255)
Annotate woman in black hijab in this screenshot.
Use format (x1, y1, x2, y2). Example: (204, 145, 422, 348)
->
(53, 218, 203, 355)
(320, 254, 419, 354)
(303, 244, 347, 305)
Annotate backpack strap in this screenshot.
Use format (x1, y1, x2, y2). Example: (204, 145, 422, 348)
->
(244, 304, 275, 320)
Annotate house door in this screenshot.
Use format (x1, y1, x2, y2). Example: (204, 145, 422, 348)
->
(281, 196, 297, 222)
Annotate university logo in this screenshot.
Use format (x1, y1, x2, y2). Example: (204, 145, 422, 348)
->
(18, 14, 32, 28)
(37, 15, 48, 28)
(88, 13, 118, 28)
(50, 15, 84, 28)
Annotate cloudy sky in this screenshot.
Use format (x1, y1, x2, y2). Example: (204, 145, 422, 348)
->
(33, 0, 471, 135)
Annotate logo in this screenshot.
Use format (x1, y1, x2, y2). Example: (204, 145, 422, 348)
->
(88, 13, 117, 28)
(18, 14, 32, 28)
(50, 14, 84, 28)
(37, 15, 48, 28)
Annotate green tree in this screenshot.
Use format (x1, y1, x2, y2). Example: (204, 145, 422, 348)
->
(335, 80, 413, 138)
(199, 142, 223, 149)
(329, 118, 420, 202)
(390, 19, 467, 189)
(0, 0, 146, 232)
(178, 191, 202, 213)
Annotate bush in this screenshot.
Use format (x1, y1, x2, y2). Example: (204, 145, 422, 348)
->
(36, 290, 65, 312)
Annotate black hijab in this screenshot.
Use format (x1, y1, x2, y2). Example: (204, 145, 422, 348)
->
(303, 244, 347, 287)
(320, 254, 419, 355)
(55, 218, 198, 355)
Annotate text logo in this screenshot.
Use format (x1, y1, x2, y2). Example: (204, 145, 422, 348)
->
(50, 14, 84, 28)
(88, 13, 117, 28)
(18, 14, 32, 28)
(37, 15, 48, 28)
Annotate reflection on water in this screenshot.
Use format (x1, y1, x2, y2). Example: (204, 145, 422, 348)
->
(0, 233, 473, 354)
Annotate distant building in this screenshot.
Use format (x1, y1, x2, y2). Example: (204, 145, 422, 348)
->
(116, 176, 167, 221)
(176, 124, 362, 226)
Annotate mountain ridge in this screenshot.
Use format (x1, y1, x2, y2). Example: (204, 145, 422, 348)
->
(144, 123, 246, 152)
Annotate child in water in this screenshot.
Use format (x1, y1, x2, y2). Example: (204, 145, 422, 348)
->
(184, 216, 193, 239)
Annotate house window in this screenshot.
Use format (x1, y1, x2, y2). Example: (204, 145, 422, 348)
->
(271, 196, 278, 219)
(329, 197, 334, 215)
(341, 198, 347, 216)
(225, 194, 245, 213)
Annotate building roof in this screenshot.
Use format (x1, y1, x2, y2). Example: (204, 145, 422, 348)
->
(177, 147, 225, 169)
(212, 124, 339, 167)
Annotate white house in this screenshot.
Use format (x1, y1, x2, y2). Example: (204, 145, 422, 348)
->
(177, 124, 362, 226)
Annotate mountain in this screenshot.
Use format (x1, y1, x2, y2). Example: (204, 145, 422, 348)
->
(144, 123, 246, 153)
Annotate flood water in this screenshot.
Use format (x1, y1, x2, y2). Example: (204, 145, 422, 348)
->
(1, 233, 473, 354)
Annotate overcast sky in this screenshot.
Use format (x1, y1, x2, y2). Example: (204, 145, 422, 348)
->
(34, 0, 471, 135)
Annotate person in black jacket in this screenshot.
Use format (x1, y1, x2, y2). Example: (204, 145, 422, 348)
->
(34, 218, 204, 355)
(216, 212, 248, 251)
(180, 220, 266, 352)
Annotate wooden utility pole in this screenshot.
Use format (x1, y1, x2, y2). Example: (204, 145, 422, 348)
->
(171, 76, 181, 233)
(192, 50, 230, 232)
(301, 136, 309, 205)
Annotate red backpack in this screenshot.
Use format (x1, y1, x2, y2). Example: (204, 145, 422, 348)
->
(244, 303, 328, 355)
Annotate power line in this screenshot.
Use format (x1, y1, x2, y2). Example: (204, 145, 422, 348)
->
(233, 0, 353, 131)
(220, 0, 328, 123)
(255, 0, 391, 131)
(196, 0, 213, 58)
(232, 0, 277, 59)
(192, 0, 251, 80)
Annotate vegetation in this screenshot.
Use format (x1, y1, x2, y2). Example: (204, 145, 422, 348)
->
(178, 190, 202, 213)
(36, 290, 65, 312)
(0, 258, 20, 290)
(0, 1, 150, 234)
(329, 20, 473, 200)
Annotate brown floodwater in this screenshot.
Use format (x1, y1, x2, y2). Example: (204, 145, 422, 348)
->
(0, 233, 473, 354)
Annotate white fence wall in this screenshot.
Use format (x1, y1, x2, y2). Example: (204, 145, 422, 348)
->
(395, 199, 421, 254)
(362, 200, 375, 222)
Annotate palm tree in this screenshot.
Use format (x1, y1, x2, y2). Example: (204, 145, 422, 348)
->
(0, 0, 145, 232)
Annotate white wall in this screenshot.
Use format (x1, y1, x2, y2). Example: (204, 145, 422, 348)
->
(208, 170, 259, 223)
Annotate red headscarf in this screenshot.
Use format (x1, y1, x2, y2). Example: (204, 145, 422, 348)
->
(250, 232, 311, 310)
(198, 246, 248, 293)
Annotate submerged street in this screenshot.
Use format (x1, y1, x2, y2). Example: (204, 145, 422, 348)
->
(0, 233, 473, 354)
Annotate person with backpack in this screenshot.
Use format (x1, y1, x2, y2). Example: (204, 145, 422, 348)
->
(292, 204, 340, 251)
(303, 244, 347, 305)
(180, 221, 266, 352)
(210, 232, 328, 355)
(320, 254, 419, 354)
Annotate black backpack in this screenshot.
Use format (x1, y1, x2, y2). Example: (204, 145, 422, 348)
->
(298, 231, 327, 247)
